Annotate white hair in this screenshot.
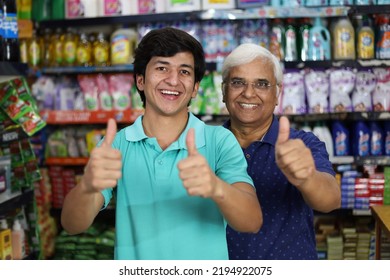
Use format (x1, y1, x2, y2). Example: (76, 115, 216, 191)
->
(221, 43, 283, 85)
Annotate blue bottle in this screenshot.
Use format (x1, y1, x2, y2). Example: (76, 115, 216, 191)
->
(353, 121, 370, 157)
(332, 121, 350, 156)
(370, 122, 384, 156)
(308, 17, 331, 61)
(384, 121, 390, 155)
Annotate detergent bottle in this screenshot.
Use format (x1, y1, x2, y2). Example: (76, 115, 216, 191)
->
(332, 17, 356, 60)
(357, 15, 375, 59)
(308, 17, 331, 61)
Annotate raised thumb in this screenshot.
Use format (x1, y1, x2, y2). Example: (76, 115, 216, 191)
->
(276, 116, 290, 145)
(186, 128, 198, 156)
(102, 118, 117, 147)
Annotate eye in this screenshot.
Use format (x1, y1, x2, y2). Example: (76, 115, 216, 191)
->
(255, 81, 270, 89)
(231, 80, 246, 87)
(180, 69, 191, 76)
(156, 66, 167, 72)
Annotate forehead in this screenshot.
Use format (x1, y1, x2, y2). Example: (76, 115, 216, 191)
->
(148, 52, 195, 68)
(229, 58, 274, 80)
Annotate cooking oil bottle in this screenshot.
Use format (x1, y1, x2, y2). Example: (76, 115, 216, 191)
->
(62, 27, 78, 66)
(76, 31, 92, 67)
(51, 28, 64, 66)
(27, 29, 42, 68)
(42, 28, 53, 67)
(93, 32, 110, 67)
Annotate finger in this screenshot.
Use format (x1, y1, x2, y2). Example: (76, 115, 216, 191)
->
(276, 116, 290, 145)
(186, 128, 198, 156)
(101, 118, 117, 147)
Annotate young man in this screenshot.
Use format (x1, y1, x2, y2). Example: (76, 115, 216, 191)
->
(61, 28, 262, 260)
(221, 43, 341, 259)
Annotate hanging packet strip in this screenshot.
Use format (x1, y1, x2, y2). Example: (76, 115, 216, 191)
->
(0, 79, 46, 136)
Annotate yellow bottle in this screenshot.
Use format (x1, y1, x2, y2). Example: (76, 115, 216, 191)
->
(19, 38, 28, 64)
(27, 29, 42, 68)
(63, 28, 78, 67)
(76, 32, 92, 67)
(357, 16, 374, 59)
(333, 17, 356, 60)
(110, 27, 137, 65)
(51, 28, 64, 67)
(93, 32, 110, 67)
(42, 28, 53, 67)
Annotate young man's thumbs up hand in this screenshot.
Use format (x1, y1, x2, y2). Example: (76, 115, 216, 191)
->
(82, 118, 122, 193)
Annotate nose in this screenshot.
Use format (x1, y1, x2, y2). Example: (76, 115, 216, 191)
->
(242, 83, 256, 98)
(165, 71, 179, 86)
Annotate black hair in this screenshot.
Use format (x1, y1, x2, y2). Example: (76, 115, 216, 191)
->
(133, 27, 206, 107)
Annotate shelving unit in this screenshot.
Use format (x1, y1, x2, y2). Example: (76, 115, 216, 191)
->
(26, 4, 390, 260)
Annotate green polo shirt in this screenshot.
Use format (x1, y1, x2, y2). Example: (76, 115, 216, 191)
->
(101, 113, 253, 260)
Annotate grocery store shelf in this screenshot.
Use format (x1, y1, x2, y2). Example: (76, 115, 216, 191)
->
(38, 11, 197, 28)
(0, 189, 33, 217)
(198, 6, 350, 20)
(40, 109, 144, 124)
(286, 111, 390, 123)
(45, 157, 89, 166)
(0, 62, 29, 77)
(41, 64, 134, 74)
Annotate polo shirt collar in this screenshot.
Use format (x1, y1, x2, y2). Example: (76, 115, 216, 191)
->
(125, 112, 206, 150)
(223, 114, 279, 146)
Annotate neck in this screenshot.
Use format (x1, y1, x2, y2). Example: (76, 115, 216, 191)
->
(142, 111, 190, 150)
(229, 118, 273, 149)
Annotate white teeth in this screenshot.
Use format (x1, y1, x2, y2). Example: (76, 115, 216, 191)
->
(240, 103, 258, 108)
(161, 90, 179, 95)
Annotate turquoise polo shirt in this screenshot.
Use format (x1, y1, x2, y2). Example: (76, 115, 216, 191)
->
(101, 113, 253, 260)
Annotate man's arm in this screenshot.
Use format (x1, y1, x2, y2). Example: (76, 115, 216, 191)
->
(177, 128, 262, 233)
(61, 119, 122, 234)
(275, 116, 341, 213)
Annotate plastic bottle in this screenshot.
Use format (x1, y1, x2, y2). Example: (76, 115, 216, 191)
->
(384, 121, 390, 156)
(353, 121, 370, 156)
(51, 28, 64, 66)
(284, 18, 298, 62)
(42, 28, 53, 67)
(2, 0, 20, 62)
(332, 17, 356, 60)
(27, 29, 42, 68)
(269, 18, 285, 61)
(110, 27, 137, 65)
(11, 219, 25, 260)
(375, 15, 390, 59)
(308, 17, 331, 61)
(298, 18, 312, 62)
(62, 27, 78, 66)
(357, 15, 375, 59)
(0, 1, 3, 61)
(76, 31, 92, 67)
(313, 122, 334, 160)
(93, 32, 110, 67)
(370, 122, 384, 156)
(332, 121, 350, 156)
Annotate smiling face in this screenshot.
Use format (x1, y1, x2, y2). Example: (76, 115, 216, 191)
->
(136, 52, 199, 118)
(223, 58, 280, 129)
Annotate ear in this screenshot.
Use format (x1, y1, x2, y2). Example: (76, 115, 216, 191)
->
(221, 83, 226, 103)
(275, 84, 282, 106)
(136, 74, 145, 91)
(192, 82, 200, 98)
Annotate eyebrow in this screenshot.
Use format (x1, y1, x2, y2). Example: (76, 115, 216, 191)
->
(154, 59, 194, 70)
(230, 77, 271, 83)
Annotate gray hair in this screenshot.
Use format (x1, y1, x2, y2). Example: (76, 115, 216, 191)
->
(221, 43, 283, 85)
